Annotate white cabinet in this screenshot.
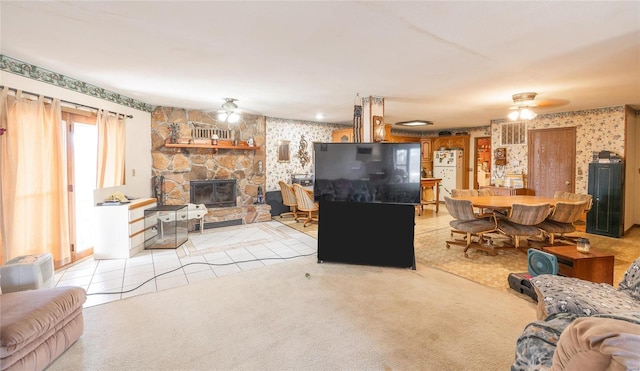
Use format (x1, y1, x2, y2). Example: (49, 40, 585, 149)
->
(94, 198, 157, 259)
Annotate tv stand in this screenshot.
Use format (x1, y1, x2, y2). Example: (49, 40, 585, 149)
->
(317, 201, 416, 269)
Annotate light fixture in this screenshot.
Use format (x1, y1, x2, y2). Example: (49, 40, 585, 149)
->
(508, 92, 538, 121)
(217, 98, 240, 123)
(395, 120, 433, 127)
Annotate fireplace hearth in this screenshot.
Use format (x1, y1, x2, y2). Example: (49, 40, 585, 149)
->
(190, 180, 237, 208)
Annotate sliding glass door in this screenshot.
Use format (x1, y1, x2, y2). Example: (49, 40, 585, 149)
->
(62, 111, 97, 263)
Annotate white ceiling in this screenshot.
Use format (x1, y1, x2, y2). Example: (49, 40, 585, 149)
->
(2, 1, 639, 131)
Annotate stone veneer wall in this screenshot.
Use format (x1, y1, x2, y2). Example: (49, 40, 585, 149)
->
(151, 107, 271, 225)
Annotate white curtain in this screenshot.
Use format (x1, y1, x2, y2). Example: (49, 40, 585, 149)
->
(0, 87, 71, 266)
(96, 109, 126, 188)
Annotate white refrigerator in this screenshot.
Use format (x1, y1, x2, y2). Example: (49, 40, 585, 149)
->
(433, 149, 464, 201)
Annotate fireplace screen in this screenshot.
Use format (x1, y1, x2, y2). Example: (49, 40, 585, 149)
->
(190, 180, 237, 208)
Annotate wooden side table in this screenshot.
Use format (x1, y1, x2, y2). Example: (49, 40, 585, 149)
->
(419, 178, 441, 214)
(542, 245, 614, 285)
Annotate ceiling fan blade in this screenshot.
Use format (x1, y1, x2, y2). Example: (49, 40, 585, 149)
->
(535, 98, 570, 108)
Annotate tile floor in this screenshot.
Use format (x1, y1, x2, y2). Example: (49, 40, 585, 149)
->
(54, 221, 317, 308)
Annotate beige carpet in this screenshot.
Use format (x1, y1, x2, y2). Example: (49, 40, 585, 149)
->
(50, 256, 536, 371)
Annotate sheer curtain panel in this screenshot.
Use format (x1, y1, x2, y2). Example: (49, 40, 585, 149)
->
(0, 87, 71, 266)
(96, 109, 126, 188)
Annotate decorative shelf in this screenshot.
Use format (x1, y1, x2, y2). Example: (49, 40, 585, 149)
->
(164, 139, 256, 151)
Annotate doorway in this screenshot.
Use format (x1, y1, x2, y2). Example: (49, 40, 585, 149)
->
(474, 137, 491, 189)
(62, 111, 97, 265)
(527, 127, 576, 197)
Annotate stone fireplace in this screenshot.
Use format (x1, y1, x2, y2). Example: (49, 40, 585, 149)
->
(151, 107, 271, 228)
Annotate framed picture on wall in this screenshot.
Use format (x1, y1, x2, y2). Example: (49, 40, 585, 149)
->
(277, 140, 290, 162)
(373, 115, 385, 142)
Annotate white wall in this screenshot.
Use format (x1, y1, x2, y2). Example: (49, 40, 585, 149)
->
(1, 71, 153, 201)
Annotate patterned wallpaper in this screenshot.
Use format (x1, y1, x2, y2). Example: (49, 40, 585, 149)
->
(265, 117, 345, 191)
(490, 106, 626, 193)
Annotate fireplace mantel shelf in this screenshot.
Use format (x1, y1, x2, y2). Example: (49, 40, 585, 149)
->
(164, 139, 256, 151)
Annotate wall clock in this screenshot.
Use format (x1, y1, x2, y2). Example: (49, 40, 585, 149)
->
(495, 147, 507, 165)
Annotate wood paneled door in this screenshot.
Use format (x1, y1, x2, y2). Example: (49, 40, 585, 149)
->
(527, 127, 576, 197)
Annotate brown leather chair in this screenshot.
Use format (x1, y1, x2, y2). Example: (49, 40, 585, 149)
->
(292, 183, 319, 227)
(278, 180, 298, 219)
(444, 197, 498, 257)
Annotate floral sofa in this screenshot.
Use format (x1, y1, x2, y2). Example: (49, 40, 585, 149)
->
(511, 255, 640, 370)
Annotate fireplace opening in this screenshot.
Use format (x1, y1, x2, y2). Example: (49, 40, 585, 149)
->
(190, 180, 237, 208)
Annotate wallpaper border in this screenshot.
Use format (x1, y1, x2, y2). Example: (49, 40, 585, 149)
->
(0, 54, 153, 112)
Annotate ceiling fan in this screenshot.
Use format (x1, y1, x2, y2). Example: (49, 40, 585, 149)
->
(217, 98, 240, 123)
(508, 92, 538, 120)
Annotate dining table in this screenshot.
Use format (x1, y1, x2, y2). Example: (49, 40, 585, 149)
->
(451, 195, 559, 211)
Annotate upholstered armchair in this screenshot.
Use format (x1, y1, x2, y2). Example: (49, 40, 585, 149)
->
(513, 256, 640, 370)
(512, 312, 640, 371)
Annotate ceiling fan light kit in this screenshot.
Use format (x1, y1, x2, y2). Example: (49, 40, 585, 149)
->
(217, 98, 240, 123)
(508, 92, 538, 121)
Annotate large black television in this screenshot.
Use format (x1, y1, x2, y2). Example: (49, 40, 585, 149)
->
(313, 142, 421, 205)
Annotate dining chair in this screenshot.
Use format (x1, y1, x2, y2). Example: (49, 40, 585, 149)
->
(278, 180, 298, 219)
(444, 197, 499, 257)
(449, 189, 483, 239)
(450, 188, 492, 218)
(496, 203, 551, 249)
(536, 200, 588, 245)
(451, 189, 477, 197)
(292, 183, 319, 227)
(476, 188, 509, 216)
(553, 191, 593, 222)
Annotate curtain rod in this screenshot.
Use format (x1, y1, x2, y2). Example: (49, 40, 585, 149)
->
(1, 85, 134, 119)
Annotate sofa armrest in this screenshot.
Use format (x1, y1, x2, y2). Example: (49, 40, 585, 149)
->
(552, 315, 640, 370)
(532, 275, 640, 320)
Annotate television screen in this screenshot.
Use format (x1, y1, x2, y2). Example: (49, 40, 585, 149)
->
(313, 142, 421, 204)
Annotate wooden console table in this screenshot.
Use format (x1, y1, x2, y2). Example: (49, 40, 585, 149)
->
(542, 245, 614, 285)
(419, 178, 441, 214)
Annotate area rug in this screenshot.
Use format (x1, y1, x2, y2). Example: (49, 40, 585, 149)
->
(275, 210, 640, 297)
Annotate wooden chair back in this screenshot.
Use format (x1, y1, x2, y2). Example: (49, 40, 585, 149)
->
(293, 184, 318, 212)
(279, 180, 297, 207)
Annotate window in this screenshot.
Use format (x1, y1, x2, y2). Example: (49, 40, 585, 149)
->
(394, 147, 421, 182)
(500, 122, 527, 145)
